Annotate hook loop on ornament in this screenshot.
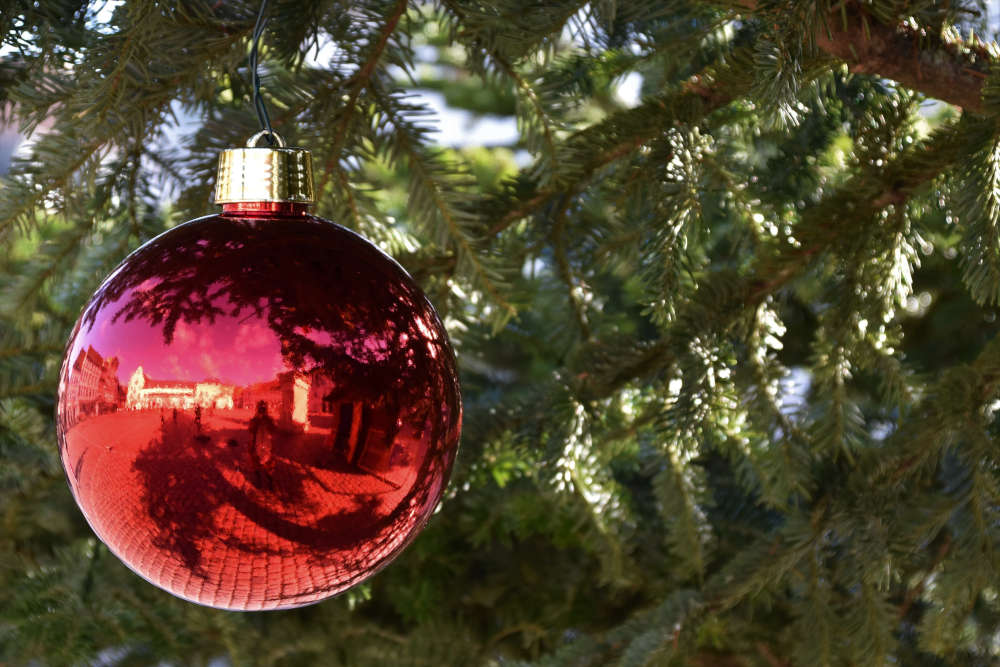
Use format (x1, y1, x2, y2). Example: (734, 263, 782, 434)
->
(247, 130, 286, 148)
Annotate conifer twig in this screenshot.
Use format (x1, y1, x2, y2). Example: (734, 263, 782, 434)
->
(736, 0, 992, 111)
(487, 68, 753, 236)
(897, 534, 952, 620)
(576, 115, 977, 401)
(317, 0, 409, 197)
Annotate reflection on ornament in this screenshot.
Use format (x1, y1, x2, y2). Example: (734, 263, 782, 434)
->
(56, 140, 461, 610)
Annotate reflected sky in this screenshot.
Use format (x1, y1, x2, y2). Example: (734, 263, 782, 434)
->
(69, 294, 286, 387)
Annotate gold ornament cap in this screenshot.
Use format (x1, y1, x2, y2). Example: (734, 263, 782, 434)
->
(214, 131, 314, 204)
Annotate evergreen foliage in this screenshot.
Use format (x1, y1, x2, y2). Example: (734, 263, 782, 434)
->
(2, 0, 1000, 664)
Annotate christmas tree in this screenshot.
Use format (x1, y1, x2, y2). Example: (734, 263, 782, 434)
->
(3, 0, 1000, 664)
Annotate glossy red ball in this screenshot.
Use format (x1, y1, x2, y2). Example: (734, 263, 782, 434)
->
(56, 204, 461, 610)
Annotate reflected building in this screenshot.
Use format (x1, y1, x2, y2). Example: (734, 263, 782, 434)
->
(99, 356, 123, 410)
(63, 345, 122, 426)
(126, 366, 235, 410)
(194, 380, 236, 410)
(234, 372, 312, 431)
(308, 372, 336, 414)
(278, 371, 309, 430)
(235, 377, 283, 414)
(118, 360, 399, 474)
(234, 369, 398, 472)
(78, 353, 407, 479)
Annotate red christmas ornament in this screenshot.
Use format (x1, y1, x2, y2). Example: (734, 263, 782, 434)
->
(56, 133, 461, 610)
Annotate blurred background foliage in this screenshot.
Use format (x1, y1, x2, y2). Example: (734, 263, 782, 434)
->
(3, 0, 1000, 665)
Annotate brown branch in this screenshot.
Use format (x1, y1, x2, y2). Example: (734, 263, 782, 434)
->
(816, 13, 989, 111)
(737, 0, 992, 111)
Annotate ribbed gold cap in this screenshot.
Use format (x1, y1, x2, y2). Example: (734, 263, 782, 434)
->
(214, 131, 314, 204)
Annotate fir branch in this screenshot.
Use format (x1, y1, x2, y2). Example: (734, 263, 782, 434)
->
(318, 0, 409, 195)
(955, 128, 1000, 305)
(737, 0, 994, 111)
(655, 447, 709, 581)
(331, 165, 368, 231)
(550, 198, 591, 339)
(1, 5, 246, 242)
(493, 52, 558, 159)
(485, 56, 757, 236)
(577, 113, 979, 405)
(897, 533, 951, 621)
(813, 7, 992, 112)
(749, 113, 986, 300)
(438, 0, 559, 160)
(439, 0, 589, 64)
(0, 219, 91, 318)
(0, 134, 104, 243)
(371, 85, 517, 322)
(872, 328, 1000, 486)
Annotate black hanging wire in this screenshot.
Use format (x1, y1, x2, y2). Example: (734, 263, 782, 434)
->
(249, 0, 276, 145)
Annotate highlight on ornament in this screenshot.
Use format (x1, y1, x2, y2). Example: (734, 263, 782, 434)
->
(55, 132, 462, 611)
